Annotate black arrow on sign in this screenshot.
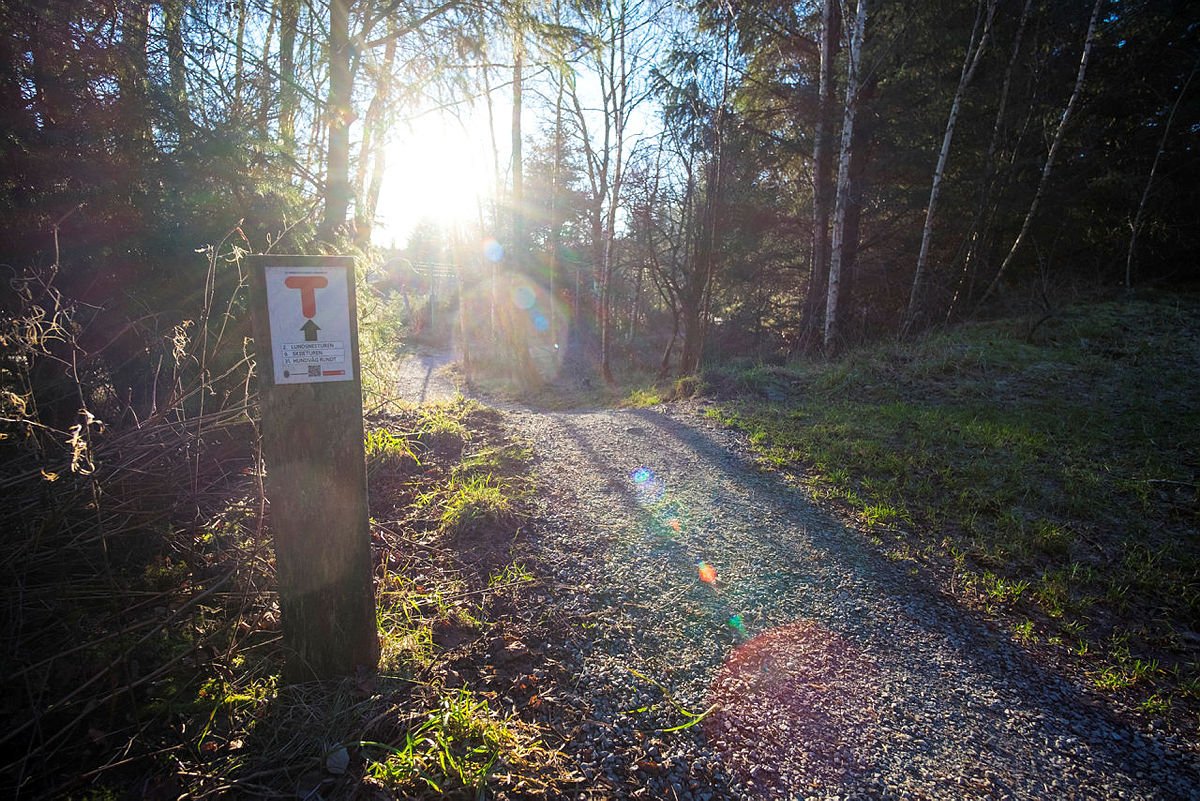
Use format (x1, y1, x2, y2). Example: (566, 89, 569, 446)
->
(301, 319, 320, 341)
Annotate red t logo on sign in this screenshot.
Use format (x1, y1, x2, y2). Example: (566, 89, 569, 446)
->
(284, 275, 329, 318)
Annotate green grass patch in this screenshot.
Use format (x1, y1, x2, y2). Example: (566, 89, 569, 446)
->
(452, 441, 532, 482)
(366, 688, 563, 796)
(710, 292, 1200, 719)
(436, 474, 523, 536)
(489, 560, 535, 588)
(366, 427, 422, 478)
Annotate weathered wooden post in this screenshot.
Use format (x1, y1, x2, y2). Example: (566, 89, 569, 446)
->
(249, 255, 379, 682)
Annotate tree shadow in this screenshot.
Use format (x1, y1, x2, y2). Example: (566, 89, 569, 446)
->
(526, 404, 1200, 797)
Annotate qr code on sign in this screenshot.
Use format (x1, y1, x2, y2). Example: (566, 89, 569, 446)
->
(307, 365, 321, 377)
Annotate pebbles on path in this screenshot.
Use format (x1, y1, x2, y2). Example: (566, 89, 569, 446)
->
(391, 355, 1200, 799)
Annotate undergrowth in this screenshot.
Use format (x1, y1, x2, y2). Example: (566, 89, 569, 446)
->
(709, 292, 1200, 724)
(0, 245, 566, 797)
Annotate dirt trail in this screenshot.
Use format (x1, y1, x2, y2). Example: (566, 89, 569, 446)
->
(392, 352, 1199, 799)
(391, 348, 461, 404)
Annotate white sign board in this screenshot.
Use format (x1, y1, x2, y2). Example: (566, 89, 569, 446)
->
(265, 265, 354, 384)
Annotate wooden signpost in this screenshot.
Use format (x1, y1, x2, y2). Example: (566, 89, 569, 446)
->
(249, 255, 379, 681)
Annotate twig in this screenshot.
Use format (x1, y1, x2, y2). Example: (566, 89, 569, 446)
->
(1141, 478, 1196, 488)
(0, 571, 234, 757)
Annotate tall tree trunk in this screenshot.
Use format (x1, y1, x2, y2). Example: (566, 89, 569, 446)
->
(825, 0, 867, 352)
(903, 0, 995, 334)
(947, 0, 1032, 321)
(233, 0, 247, 108)
(362, 145, 388, 247)
(258, 0, 278, 130)
(550, 42, 564, 347)
(696, 114, 726, 367)
(1126, 58, 1197, 287)
(680, 154, 720, 376)
(165, 0, 189, 144)
(839, 116, 869, 338)
(507, 35, 538, 385)
(678, 18, 731, 375)
(978, 0, 1103, 305)
(119, 0, 152, 149)
(599, 0, 630, 385)
(279, 0, 300, 154)
(679, 298, 703, 376)
(481, 62, 501, 342)
(802, 0, 840, 350)
(658, 305, 680, 380)
(354, 28, 397, 247)
(628, 260, 643, 344)
(320, 0, 352, 241)
(512, 49, 524, 260)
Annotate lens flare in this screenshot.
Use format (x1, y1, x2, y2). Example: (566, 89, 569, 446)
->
(631, 467, 653, 484)
(512, 285, 536, 310)
(483, 238, 504, 262)
(728, 614, 746, 635)
(699, 561, 717, 584)
(459, 273, 569, 382)
(706, 620, 879, 790)
(667, 517, 682, 532)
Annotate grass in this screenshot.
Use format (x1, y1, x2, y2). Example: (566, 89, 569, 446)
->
(4, 388, 561, 797)
(708, 291, 1200, 721)
(376, 567, 451, 670)
(489, 560, 535, 588)
(365, 688, 558, 796)
(366, 426, 422, 479)
(441, 474, 522, 535)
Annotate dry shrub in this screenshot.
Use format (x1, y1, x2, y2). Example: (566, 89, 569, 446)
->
(0, 232, 273, 797)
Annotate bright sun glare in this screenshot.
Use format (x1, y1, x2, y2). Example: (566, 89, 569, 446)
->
(373, 114, 494, 246)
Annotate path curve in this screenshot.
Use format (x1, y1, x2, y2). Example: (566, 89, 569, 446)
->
(394, 352, 1200, 799)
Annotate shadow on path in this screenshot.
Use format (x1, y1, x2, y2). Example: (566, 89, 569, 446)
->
(533, 404, 1200, 797)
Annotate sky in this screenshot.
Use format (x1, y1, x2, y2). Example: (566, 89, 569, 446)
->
(371, 107, 500, 248)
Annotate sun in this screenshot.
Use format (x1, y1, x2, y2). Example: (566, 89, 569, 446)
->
(372, 112, 495, 246)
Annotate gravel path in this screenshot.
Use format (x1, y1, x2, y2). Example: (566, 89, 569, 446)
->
(393, 352, 1200, 799)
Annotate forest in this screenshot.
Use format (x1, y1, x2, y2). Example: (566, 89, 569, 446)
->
(2, 0, 1199, 796)
(3, 0, 1197, 394)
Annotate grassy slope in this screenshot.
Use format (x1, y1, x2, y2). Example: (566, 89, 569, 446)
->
(708, 293, 1200, 722)
(5, 396, 568, 798)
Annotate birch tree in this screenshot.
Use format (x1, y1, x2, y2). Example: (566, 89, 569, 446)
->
(902, 0, 995, 335)
(824, 0, 866, 351)
(946, 0, 1033, 321)
(802, 0, 840, 349)
(1126, 58, 1197, 287)
(977, 0, 1104, 304)
(565, 0, 662, 383)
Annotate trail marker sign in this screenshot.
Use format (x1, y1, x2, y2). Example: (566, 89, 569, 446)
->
(249, 255, 379, 682)
(265, 265, 355, 383)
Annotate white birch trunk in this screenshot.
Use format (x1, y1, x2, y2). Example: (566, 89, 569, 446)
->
(946, 0, 1033, 321)
(979, 0, 1103, 304)
(1126, 59, 1197, 287)
(806, 0, 839, 347)
(904, 0, 995, 333)
(824, 0, 867, 351)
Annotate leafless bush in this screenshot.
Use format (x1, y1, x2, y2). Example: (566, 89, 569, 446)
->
(0, 228, 278, 797)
